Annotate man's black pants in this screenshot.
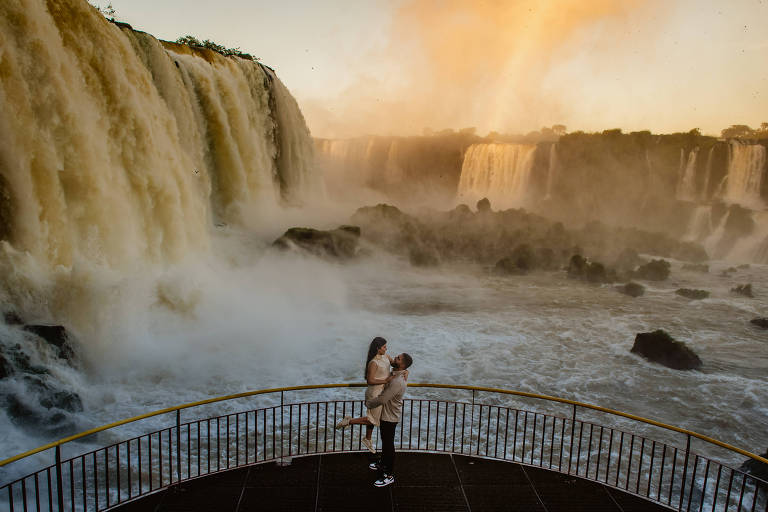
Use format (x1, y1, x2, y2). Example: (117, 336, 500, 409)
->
(379, 420, 398, 476)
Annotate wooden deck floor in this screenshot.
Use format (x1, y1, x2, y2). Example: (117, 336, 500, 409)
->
(113, 453, 672, 511)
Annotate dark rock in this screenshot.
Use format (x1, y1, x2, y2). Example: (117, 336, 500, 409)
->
(631, 330, 702, 370)
(676, 288, 710, 300)
(476, 197, 491, 213)
(634, 259, 671, 281)
(3, 311, 23, 325)
(750, 318, 768, 328)
(682, 263, 709, 273)
(567, 254, 588, 278)
(618, 282, 645, 297)
(23, 325, 75, 360)
(5, 394, 77, 435)
(739, 450, 768, 481)
(0, 353, 13, 379)
(567, 254, 612, 283)
(495, 245, 538, 275)
(4, 343, 48, 374)
(272, 225, 361, 260)
(448, 204, 473, 220)
(40, 390, 84, 412)
(409, 247, 439, 267)
(585, 261, 608, 283)
(731, 284, 754, 297)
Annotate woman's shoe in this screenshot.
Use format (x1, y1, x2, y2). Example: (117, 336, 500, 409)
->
(335, 416, 351, 429)
(362, 437, 375, 453)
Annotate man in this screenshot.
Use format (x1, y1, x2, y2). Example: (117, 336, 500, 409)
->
(364, 352, 412, 488)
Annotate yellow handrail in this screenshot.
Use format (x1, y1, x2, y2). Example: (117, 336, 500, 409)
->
(1, 383, 766, 469)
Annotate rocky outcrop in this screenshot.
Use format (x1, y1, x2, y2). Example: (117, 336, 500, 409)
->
(476, 197, 491, 213)
(348, 203, 707, 274)
(750, 318, 768, 328)
(567, 255, 613, 283)
(731, 284, 754, 297)
(633, 259, 671, 281)
(1, 323, 83, 434)
(618, 282, 645, 297)
(23, 325, 75, 361)
(739, 450, 768, 481)
(272, 225, 361, 259)
(675, 288, 709, 300)
(3, 311, 23, 325)
(631, 330, 702, 370)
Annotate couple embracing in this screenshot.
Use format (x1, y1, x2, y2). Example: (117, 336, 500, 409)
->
(335, 336, 413, 488)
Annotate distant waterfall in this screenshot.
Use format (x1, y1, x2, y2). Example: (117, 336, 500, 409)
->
(0, 0, 316, 270)
(544, 144, 557, 200)
(676, 148, 698, 201)
(720, 142, 766, 208)
(700, 146, 715, 201)
(316, 137, 375, 187)
(384, 141, 405, 187)
(456, 143, 537, 209)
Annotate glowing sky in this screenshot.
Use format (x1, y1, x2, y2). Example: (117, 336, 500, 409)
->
(98, 0, 768, 138)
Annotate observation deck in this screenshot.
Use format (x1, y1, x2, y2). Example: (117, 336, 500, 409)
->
(1, 384, 766, 512)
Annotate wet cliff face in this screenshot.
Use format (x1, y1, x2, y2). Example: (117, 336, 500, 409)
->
(319, 131, 768, 261)
(0, 0, 315, 271)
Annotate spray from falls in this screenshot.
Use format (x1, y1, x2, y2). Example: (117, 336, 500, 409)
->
(456, 143, 537, 209)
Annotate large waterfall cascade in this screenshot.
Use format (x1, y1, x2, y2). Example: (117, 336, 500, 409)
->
(456, 143, 537, 209)
(0, 0, 316, 273)
(719, 141, 766, 209)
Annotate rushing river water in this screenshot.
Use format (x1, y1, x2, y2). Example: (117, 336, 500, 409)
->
(2, 241, 766, 480)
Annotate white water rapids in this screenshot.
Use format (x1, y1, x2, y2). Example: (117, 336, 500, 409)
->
(1, 243, 766, 477)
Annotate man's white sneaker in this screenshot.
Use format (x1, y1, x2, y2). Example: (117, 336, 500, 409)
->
(368, 461, 381, 471)
(362, 437, 375, 453)
(373, 474, 394, 487)
(334, 416, 351, 429)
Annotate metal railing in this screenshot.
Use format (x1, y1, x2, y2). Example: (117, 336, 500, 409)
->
(1, 384, 766, 512)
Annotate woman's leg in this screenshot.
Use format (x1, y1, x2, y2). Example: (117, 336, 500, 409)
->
(365, 424, 374, 440)
(349, 417, 373, 426)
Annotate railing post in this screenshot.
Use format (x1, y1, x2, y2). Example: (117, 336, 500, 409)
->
(55, 445, 64, 512)
(568, 404, 576, 474)
(176, 410, 181, 484)
(679, 434, 691, 511)
(280, 391, 285, 464)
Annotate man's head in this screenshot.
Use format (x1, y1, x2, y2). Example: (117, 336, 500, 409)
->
(391, 353, 413, 371)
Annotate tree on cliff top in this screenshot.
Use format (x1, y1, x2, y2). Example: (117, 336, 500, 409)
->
(176, 35, 260, 62)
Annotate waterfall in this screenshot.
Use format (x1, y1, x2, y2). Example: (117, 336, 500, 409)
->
(316, 137, 375, 187)
(384, 141, 405, 187)
(676, 148, 699, 201)
(700, 146, 715, 201)
(456, 143, 537, 209)
(0, 0, 316, 271)
(683, 206, 712, 242)
(544, 144, 557, 200)
(720, 142, 766, 208)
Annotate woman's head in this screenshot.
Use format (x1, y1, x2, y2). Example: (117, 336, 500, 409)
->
(364, 336, 387, 379)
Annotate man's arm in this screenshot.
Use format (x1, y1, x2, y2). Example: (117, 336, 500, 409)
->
(366, 378, 402, 409)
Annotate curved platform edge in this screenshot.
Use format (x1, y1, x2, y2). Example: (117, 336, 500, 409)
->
(112, 452, 673, 512)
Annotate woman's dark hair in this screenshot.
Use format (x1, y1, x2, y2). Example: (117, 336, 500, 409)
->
(364, 337, 387, 379)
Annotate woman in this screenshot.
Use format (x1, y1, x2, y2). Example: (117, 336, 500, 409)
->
(335, 336, 405, 453)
